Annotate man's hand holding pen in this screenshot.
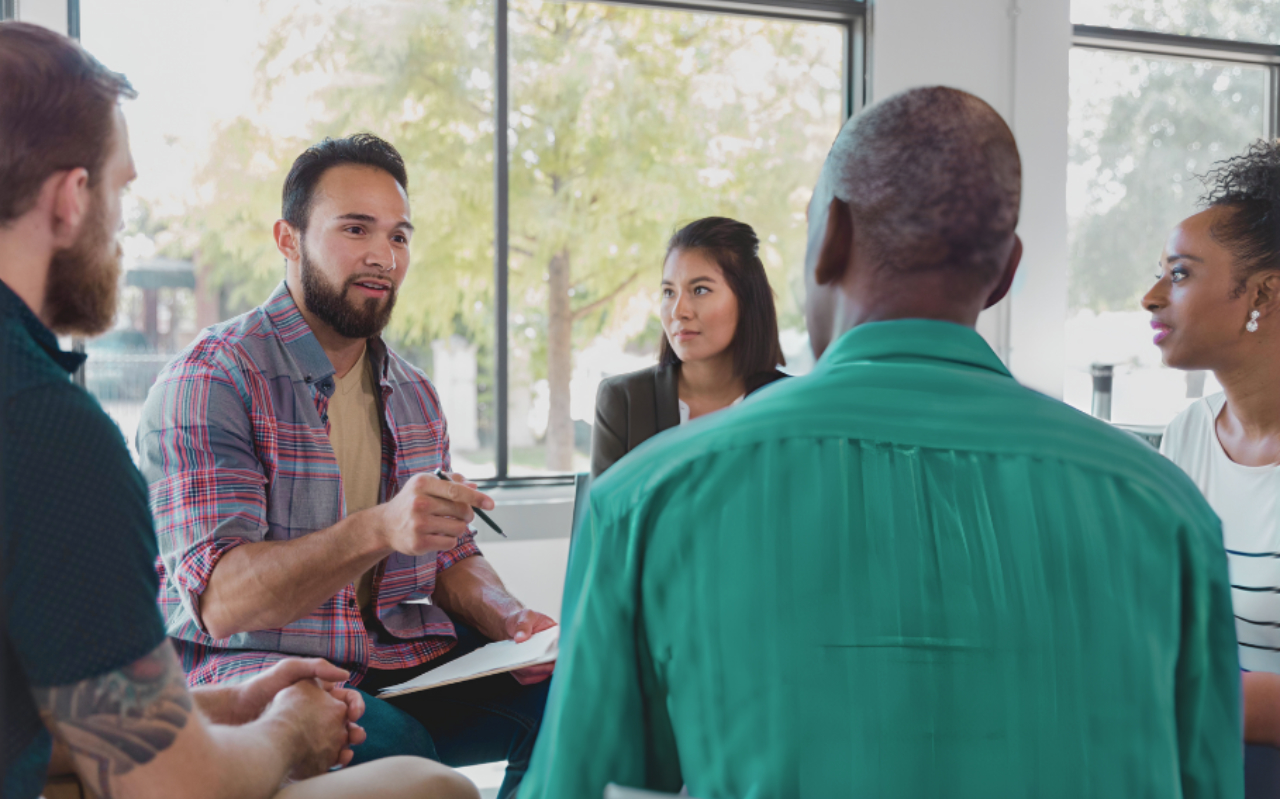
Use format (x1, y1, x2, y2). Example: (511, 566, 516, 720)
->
(374, 471, 497, 556)
(434, 469, 505, 537)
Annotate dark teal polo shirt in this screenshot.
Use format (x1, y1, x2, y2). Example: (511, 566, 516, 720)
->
(0, 279, 166, 799)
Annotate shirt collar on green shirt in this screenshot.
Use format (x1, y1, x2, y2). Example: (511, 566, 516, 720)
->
(817, 319, 1011, 378)
(0, 278, 88, 375)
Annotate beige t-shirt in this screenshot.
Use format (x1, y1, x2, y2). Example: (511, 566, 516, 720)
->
(327, 348, 383, 617)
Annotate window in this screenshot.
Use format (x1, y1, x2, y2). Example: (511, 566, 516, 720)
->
(1073, 0, 1280, 45)
(506, 3, 846, 474)
(78, 0, 861, 479)
(1066, 7, 1280, 427)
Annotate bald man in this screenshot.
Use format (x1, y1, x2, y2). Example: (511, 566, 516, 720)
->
(519, 87, 1241, 798)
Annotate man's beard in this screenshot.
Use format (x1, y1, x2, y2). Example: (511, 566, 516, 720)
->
(299, 243, 397, 340)
(44, 195, 122, 337)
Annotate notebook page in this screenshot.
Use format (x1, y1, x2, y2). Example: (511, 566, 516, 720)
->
(377, 626, 559, 697)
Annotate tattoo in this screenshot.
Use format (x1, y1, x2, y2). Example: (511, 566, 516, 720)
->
(34, 641, 194, 799)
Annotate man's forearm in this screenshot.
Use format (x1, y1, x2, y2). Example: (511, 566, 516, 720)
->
(199, 718, 299, 799)
(192, 684, 239, 725)
(39, 641, 309, 799)
(201, 508, 391, 639)
(433, 555, 524, 641)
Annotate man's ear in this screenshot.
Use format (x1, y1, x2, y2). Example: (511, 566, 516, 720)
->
(983, 234, 1022, 310)
(274, 219, 302, 263)
(48, 168, 92, 247)
(814, 197, 853, 287)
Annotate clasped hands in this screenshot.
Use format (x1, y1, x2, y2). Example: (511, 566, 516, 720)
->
(207, 658, 365, 779)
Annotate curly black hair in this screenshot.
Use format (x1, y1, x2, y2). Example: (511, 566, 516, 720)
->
(1199, 139, 1280, 295)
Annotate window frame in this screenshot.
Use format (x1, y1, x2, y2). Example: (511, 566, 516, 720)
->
(493, 0, 866, 482)
(1071, 23, 1280, 139)
(72, 0, 864, 486)
(1064, 22, 1279, 432)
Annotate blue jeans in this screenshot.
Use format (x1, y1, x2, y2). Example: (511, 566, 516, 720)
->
(1247, 744, 1280, 799)
(350, 623, 551, 799)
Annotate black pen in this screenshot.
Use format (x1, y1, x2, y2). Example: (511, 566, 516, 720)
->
(434, 469, 506, 537)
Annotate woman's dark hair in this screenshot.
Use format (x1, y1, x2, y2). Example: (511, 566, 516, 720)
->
(658, 216, 786, 377)
(1200, 139, 1280, 296)
(282, 133, 408, 231)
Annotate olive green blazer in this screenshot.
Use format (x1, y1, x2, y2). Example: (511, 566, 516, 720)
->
(590, 363, 787, 478)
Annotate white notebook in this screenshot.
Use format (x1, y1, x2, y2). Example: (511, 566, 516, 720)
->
(377, 626, 559, 697)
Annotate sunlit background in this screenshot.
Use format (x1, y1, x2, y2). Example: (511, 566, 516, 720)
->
(1065, 0, 1276, 426)
(81, 0, 844, 476)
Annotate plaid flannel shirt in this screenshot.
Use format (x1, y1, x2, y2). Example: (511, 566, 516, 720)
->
(138, 282, 479, 686)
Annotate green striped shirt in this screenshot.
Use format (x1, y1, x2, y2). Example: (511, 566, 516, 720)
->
(523, 319, 1241, 799)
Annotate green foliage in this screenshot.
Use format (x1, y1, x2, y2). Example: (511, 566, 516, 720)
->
(176, 119, 307, 314)
(501, 1, 838, 326)
(1069, 0, 1276, 312)
(155, 0, 842, 466)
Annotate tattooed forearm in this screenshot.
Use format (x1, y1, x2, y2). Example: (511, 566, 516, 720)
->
(34, 641, 193, 798)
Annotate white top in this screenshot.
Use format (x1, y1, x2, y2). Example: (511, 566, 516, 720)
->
(677, 395, 744, 425)
(1163, 392, 1280, 673)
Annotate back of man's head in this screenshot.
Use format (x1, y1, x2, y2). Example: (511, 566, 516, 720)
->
(0, 22, 135, 226)
(826, 86, 1021, 279)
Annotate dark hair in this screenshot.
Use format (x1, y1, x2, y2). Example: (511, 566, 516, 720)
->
(282, 133, 409, 231)
(1199, 139, 1280, 296)
(658, 216, 786, 377)
(0, 22, 136, 224)
(829, 86, 1021, 278)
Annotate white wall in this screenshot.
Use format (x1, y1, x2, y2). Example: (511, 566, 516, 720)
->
(480, 483, 575, 620)
(869, 0, 1070, 397)
(16, 0, 67, 32)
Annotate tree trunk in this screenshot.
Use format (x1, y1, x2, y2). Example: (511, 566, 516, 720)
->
(545, 246, 574, 471)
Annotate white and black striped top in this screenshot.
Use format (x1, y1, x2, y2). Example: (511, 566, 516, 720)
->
(1164, 393, 1280, 673)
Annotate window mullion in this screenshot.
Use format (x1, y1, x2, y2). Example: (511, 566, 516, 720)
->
(1270, 65, 1280, 141)
(494, 0, 510, 480)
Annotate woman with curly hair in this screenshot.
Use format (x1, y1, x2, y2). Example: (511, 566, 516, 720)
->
(1143, 139, 1280, 753)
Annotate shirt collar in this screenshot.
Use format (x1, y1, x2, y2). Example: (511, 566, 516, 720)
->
(263, 281, 392, 395)
(816, 319, 1012, 378)
(0, 278, 87, 374)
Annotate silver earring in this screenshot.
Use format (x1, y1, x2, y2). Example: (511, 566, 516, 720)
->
(1247, 310, 1260, 333)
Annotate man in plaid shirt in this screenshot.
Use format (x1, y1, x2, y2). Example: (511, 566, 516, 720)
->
(138, 134, 553, 799)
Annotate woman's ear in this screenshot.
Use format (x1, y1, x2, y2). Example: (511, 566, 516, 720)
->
(1253, 271, 1280, 319)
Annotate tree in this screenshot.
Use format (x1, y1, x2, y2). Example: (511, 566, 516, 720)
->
(503, 1, 839, 468)
(1069, 0, 1275, 313)
(158, 0, 843, 471)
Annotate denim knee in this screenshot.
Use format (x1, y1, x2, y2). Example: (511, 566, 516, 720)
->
(351, 690, 439, 765)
